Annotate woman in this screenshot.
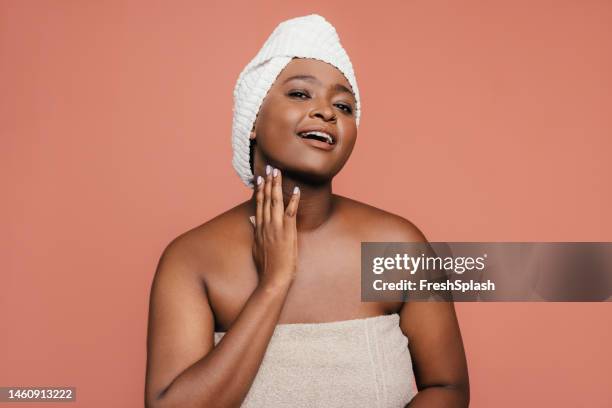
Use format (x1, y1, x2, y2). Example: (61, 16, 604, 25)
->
(145, 14, 469, 408)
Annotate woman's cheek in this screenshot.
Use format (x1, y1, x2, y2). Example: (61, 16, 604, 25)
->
(340, 122, 358, 149)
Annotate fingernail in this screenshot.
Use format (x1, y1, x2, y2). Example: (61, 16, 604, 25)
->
(249, 216, 255, 226)
(257, 175, 263, 185)
(265, 165, 271, 175)
(293, 186, 300, 195)
(273, 168, 278, 177)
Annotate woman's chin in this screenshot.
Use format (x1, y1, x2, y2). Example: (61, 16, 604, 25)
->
(279, 166, 337, 185)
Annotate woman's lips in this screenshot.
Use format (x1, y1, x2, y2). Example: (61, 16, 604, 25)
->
(296, 134, 335, 151)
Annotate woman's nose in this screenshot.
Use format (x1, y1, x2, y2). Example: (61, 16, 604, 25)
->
(309, 104, 336, 122)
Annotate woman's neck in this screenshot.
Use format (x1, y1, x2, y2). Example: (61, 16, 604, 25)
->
(249, 176, 335, 232)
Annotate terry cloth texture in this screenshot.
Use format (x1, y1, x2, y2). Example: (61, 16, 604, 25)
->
(231, 14, 361, 189)
(214, 314, 417, 407)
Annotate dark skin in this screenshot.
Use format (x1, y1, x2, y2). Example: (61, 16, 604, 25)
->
(145, 58, 469, 407)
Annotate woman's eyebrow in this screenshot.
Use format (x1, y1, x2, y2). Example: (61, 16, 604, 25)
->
(283, 74, 355, 99)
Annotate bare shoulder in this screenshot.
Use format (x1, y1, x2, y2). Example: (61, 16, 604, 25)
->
(155, 201, 252, 280)
(334, 194, 428, 242)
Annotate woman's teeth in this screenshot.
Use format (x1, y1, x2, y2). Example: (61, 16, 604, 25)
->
(298, 131, 334, 144)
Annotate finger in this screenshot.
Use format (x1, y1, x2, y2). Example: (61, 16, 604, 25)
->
(271, 167, 284, 229)
(255, 175, 264, 238)
(285, 185, 301, 219)
(263, 164, 272, 226)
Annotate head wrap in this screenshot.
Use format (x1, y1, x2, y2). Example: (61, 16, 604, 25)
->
(231, 14, 361, 189)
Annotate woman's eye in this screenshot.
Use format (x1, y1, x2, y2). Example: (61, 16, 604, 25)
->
(335, 103, 353, 114)
(288, 91, 309, 98)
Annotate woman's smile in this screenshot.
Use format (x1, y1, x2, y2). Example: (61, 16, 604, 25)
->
(297, 134, 336, 151)
(296, 126, 337, 151)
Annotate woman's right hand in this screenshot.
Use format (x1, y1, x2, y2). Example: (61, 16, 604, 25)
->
(250, 165, 300, 289)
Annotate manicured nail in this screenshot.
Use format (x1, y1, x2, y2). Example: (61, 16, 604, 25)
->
(265, 165, 271, 175)
(273, 168, 278, 177)
(293, 186, 300, 195)
(257, 175, 263, 185)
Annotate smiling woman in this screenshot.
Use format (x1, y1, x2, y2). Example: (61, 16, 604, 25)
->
(249, 58, 358, 183)
(145, 14, 469, 408)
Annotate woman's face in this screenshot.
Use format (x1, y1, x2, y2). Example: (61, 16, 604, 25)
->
(251, 58, 358, 184)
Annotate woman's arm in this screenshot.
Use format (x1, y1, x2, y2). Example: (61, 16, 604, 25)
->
(385, 219, 469, 407)
(145, 168, 300, 408)
(400, 301, 470, 407)
(144, 241, 292, 408)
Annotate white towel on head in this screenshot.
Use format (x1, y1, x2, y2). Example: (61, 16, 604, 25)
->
(231, 14, 361, 189)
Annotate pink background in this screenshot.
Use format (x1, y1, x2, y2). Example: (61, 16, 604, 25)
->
(2, 1, 611, 406)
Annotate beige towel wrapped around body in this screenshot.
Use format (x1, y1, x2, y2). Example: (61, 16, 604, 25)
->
(214, 313, 418, 407)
